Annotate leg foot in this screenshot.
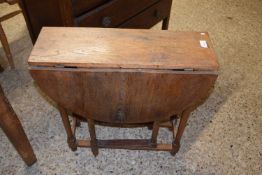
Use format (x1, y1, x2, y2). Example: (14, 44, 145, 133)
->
(67, 137, 77, 151)
(171, 141, 180, 156)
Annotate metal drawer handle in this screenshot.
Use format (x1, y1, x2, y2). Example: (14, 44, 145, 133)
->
(102, 16, 112, 27)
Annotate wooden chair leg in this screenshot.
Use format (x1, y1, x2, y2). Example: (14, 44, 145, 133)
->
(0, 23, 15, 68)
(0, 85, 36, 166)
(162, 16, 170, 30)
(87, 119, 99, 156)
(171, 109, 191, 155)
(150, 121, 160, 147)
(58, 106, 77, 151)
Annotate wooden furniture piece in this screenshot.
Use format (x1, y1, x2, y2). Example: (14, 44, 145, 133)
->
(0, 84, 37, 166)
(19, 0, 173, 44)
(28, 27, 218, 156)
(0, 0, 21, 68)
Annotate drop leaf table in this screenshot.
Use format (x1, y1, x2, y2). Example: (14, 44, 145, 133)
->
(28, 27, 218, 156)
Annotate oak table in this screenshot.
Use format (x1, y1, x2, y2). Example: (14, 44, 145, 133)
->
(28, 27, 218, 156)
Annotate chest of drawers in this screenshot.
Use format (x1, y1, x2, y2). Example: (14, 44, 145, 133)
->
(19, 0, 172, 43)
(28, 27, 218, 156)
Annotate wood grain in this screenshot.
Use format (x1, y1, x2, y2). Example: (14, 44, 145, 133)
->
(30, 68, 217, 124)
(28, 27, 218, 71)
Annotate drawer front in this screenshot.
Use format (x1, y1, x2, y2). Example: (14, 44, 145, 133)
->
(72, 0, 109, 17)
(75, 0, 159, 27)
(119, 0, 172, 29)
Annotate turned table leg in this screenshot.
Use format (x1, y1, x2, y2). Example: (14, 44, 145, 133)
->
(150, 121, 160, 147)
(87, 119, 99, 156)
(0, 85, 36, 166)
(171, 109, 191, 155)
(58, 106, 77, 151)
(72, 113, 81, 127)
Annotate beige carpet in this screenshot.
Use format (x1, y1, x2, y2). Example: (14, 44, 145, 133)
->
(0, 0, 261, 174)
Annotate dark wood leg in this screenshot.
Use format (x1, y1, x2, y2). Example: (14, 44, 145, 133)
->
(87, 119, 99, 156)
(72, 113, 81, 127)
(150, 121, 160, 147)
(76, 118, 81, 127)
(0, 23, 15, 69)
(147, 123, 153, 130)
(171, 109, 191, 155)
(0, 64, 4, 72)
(0, 85, 36, 166)
(58, 106, 77, 151)
(162, 16, 170, 30)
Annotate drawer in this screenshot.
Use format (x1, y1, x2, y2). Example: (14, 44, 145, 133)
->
(75, 0, 159, 27)
(71, 0, 109, 17)
(119, 0, 172, 29)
